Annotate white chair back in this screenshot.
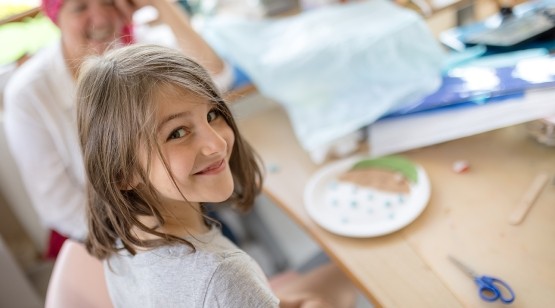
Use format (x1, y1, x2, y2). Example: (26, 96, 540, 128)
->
(45, 240, 113, 308)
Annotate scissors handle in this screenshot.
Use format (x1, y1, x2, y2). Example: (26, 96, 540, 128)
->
(475, 275, 515, 304)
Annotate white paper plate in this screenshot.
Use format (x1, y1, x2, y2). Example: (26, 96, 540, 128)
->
(304, 156, 430, 237)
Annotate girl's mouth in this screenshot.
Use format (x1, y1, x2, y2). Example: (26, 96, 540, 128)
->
(194, 159, 225, 175)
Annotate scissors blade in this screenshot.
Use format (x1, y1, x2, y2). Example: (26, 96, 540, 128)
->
(448, 255, 478, 278)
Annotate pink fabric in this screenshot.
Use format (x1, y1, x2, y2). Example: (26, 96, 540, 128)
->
(41, 0, 134, 44)
(42, 0, 63, 23)
(121, 25, 134, 45)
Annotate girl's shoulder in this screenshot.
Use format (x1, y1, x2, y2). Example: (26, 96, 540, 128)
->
(108, 226, 241, 268)
(103, 228, 279, 307)
(204, 252, 279, 307)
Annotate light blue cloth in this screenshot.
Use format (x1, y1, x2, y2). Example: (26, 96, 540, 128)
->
(202, 0, 445, 154)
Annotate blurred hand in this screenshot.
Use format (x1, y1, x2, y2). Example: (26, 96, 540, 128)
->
(114, 0, 152, 23)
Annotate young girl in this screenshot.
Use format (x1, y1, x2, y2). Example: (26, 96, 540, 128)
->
(77, 44, 356, 307)
(5, 0, 233, 259)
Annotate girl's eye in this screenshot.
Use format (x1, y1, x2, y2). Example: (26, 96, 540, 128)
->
(168, 128, 187, 141)
(207, 109, 220, 123)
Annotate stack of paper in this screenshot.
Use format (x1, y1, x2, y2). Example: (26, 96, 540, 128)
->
(368, 56, 555, 156)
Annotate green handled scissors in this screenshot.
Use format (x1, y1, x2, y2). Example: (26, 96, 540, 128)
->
(448, 255, 515, 304)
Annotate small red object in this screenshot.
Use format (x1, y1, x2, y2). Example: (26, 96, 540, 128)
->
(44, 229, 68, 259)
(452, 160, 470, 173)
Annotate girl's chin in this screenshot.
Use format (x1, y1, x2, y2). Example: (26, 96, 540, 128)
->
(209, 191, 234, 203)
(209, 187, 235, 203)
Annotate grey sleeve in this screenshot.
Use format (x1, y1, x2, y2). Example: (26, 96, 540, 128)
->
(203, 253, 279, 308)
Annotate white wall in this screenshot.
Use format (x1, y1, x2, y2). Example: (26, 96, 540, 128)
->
(0, 234, 43, 308)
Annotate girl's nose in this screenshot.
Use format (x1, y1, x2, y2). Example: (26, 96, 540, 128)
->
(199, 125, 227, 157)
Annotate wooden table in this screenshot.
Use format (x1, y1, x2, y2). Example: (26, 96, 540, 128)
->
(236, 98, 555, 307)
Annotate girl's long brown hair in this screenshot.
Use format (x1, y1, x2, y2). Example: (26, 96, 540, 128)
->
(76, 44, 263, 259)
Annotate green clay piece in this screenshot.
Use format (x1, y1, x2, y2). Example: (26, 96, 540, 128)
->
(351, 156, 418, 183)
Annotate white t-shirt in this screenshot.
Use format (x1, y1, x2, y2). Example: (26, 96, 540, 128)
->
(4, 41, 88, 239)
(3, 32, 233, 240)
(105, 227, 279, 307)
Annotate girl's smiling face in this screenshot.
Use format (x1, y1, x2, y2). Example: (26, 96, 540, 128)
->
(146, 85, 235, 205)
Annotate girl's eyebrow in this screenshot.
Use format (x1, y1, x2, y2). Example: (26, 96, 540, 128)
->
(158, 111, 191, 131)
